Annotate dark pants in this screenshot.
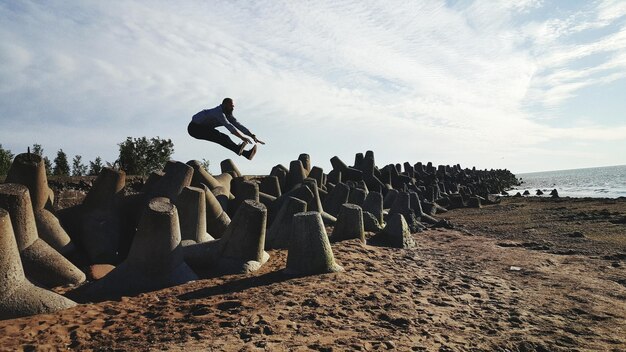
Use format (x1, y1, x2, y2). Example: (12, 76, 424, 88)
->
(187, 122, 239, 154)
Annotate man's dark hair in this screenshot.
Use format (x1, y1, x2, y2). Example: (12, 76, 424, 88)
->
(222, 97, 233, 105)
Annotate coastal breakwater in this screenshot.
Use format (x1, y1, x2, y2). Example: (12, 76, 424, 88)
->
(0, 150, 519, 320)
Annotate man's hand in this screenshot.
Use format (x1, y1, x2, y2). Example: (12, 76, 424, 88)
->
(252, 135, 265, 145)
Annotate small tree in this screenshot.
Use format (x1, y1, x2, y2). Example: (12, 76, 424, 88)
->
(43, 156, 53, 176)
(72, 155, 88, 176)
(32, 143, 52, 175)
(201, 158, 211, 174)
(31, 144, 44, 156)
(0, 144, 13, 176)
(89, 156, 104, 176)
(53, 149, 70, 176)
(118, 136, 174, 175)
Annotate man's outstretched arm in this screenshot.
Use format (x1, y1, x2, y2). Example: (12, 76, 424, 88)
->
(228, 116, 265, 144)
(231, 129, 253, 144)
(251, 134, 265, 145)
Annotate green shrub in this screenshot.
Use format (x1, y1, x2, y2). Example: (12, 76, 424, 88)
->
(0, 144, 13, 176)
(118, 136, 174, 176)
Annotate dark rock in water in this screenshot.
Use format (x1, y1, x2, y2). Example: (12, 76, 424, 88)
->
(523, 190, 530, 196)
(513, 192, 522, 197)
(536, 189, 544, 196)
(550, 189, 559, 198)
(501, 190, 509, 196)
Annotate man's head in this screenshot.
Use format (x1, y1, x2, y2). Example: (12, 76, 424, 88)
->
(222, 98, 234, 115)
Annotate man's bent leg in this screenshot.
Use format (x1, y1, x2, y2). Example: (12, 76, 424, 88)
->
(188, 123, 241, 154)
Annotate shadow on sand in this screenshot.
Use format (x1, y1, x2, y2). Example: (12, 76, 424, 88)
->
(177, 269, 291, 301)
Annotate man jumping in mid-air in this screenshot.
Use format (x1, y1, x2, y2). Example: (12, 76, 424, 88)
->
(188, 98, 265, 160)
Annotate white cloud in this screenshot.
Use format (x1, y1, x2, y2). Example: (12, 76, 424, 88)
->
(0, 0, 625, 174)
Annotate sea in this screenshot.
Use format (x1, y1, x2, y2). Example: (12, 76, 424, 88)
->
(507, 165, 626, 199)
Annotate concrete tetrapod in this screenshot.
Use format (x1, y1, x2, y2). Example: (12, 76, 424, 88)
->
(216, 200, 270, 274)
(327, 169, 341, 185)
(308, 166, 324, 189)
(270, 165, 288, 193)
(302, 178, 336, 225)
(383, 189, 399, 209)
(213, 172, 234, 193)
(284, 211, 343, 276)
(175, 186, 212, 244)
(259, 176, 281, 197)
(447, 193, 466, 209)
(287, 160, 307, 191)
(354, 152, 364, 170)
(467, 196, 482, 208)
(258, 191, 277, 211)
(71, 198, 198, 302)
(408, 192, 438, 224)
(211, 172, 235, 210)
(348, 188, 367, 206)
(6, 152, 74, 255)
(33, 208, 75, 256)
(330, 156, 363, 182)
(148, 161, 193, 202)
(183, 200, 270, 274)
(220, 159, 242, 178)
(370, 213, 416, 249)
(269, 183, 314, 226)
(5, 152, 53, 210)
(265, 196, 307, 249)
(362, 192, 384, 224)
(83, 167, 126, 209)
(141, 171, 164, 194)
(66, 167, 126, 264)
(187, 160, 222, 190)
(200, 184, 231, 239)
(388, 192, 424, 233)
(298, 153, 311, 175)
(228, 179, 259, 217)
(0, 184, 85, 288)
(388, 190, 410, 213)
(362, 211, 384, 232)
(322, 182, 350, 217)
(331, 204, 365, 244)
(0, 209, 77, 320)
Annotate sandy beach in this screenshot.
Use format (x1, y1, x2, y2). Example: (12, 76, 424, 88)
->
(1, 195, 624, 351)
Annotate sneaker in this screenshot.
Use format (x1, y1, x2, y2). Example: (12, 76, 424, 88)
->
(237, 140, 249, 155)
(242, 144, 258, 160)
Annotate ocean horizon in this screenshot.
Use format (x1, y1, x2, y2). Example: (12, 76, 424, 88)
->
(507, 164, 626, 199)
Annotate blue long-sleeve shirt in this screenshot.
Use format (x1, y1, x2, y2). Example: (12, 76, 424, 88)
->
(191, 105, 252, 136)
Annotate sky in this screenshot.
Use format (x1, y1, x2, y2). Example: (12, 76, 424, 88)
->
(1, 0, 625, 175)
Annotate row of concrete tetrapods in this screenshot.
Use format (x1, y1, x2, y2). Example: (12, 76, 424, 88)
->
(1, 150, 506, 320)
